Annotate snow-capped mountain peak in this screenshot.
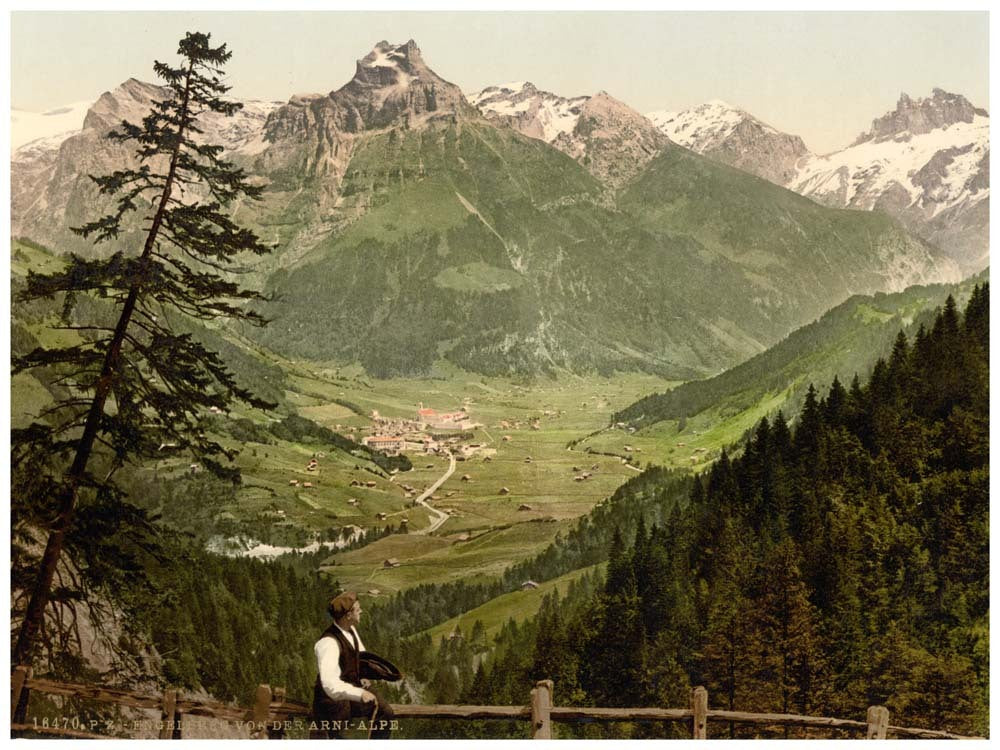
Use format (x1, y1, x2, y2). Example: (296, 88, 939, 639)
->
(651, 89, 988, 272)
(467, 81, 588, 142)
(647, 99, 808, 185)
(647, 99, 779, 151)
(788, 91, 988, 273)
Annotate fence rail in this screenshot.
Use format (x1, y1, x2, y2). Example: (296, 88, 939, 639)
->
(10, 666, 983, 740)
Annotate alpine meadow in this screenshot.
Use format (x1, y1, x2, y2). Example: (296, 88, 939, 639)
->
(8, 14, 989, 740)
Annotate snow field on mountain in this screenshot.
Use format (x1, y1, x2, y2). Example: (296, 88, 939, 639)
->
(647, 100, 759, 150)
(790, 116, 989, 215)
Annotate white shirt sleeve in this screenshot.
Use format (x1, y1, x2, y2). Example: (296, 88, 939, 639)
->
(315, 635, 367, 702)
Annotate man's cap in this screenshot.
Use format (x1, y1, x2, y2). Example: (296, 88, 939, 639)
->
(359, 651, 403, 682)
(328, 591, 358, 619)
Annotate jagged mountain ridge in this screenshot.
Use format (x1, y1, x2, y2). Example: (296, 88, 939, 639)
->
(11, 40, 962, 379)
(647, 90, 989, 273)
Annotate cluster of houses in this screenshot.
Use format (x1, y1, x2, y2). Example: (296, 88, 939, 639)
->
(358, 403, 481, 457)
(417, 404, 474, 430)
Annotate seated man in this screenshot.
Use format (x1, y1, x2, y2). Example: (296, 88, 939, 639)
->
(311, 592, 395, 739)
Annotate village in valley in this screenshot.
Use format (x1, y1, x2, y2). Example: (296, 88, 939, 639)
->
(189, 364, 728, 602)
(361, 402, 485, 458)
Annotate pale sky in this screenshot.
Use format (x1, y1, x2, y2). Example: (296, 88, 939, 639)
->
(9, 10, 990, 154)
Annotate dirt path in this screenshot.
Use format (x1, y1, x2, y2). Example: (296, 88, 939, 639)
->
(412, 452, 455, 535)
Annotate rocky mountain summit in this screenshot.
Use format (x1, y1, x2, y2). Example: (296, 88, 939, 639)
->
(650, 91, 989, 273)
(265, 39, 472, 143)
(648, 100, 809, 185)
(852, 88, 988, 145)
(469, 83, 667, 187)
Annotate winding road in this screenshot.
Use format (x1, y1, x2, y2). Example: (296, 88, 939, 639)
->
(412, 451, 455, 535)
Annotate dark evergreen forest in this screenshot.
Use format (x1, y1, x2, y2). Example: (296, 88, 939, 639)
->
(393, 286, 989, 738)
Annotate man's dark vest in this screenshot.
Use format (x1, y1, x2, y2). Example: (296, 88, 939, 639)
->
(313, 624, 361, 721)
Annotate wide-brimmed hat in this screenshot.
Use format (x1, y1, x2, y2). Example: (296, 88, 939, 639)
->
(359, 651, 403, 682)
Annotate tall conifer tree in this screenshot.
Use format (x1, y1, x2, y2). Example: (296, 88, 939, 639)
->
(12, 32, 271, 667)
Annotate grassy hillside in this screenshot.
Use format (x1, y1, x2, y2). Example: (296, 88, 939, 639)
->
(571, 274, 987, 473)
(613, 274, 986, 430)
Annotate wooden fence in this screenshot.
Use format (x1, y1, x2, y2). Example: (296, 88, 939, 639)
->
(10, 667, 982, 740)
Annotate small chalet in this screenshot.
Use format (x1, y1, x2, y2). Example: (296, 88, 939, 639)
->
(521, 580, 540, 590)
(383, 558, 400, 568)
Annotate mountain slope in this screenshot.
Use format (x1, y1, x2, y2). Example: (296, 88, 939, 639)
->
(11, 78, 281, 257)
(618, 142, 960, 304)
(613, 272, 987, 429)
(256, 126, 959, 379)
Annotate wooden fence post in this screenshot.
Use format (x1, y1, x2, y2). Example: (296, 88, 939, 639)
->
(866, 706, 889, 739)
(267, 687, 287, 739)
(530, 680, 553, 739)
(11, 665, 32, 724)
(251, 684, 272, 739)
(159, 688, 178, 739)
(691, 686, 708, 739)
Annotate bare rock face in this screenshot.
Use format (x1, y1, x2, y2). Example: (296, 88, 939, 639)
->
(82, 78, 161, 132)
(852, 88, 988, 145)
(13, 40, 475, 262)
(338, 39, 471, 129)
(553, 92, 669, 188)
(706, 118, 809, 185)
(248, 40, 483, 257)
(264, 39, 474, 147)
